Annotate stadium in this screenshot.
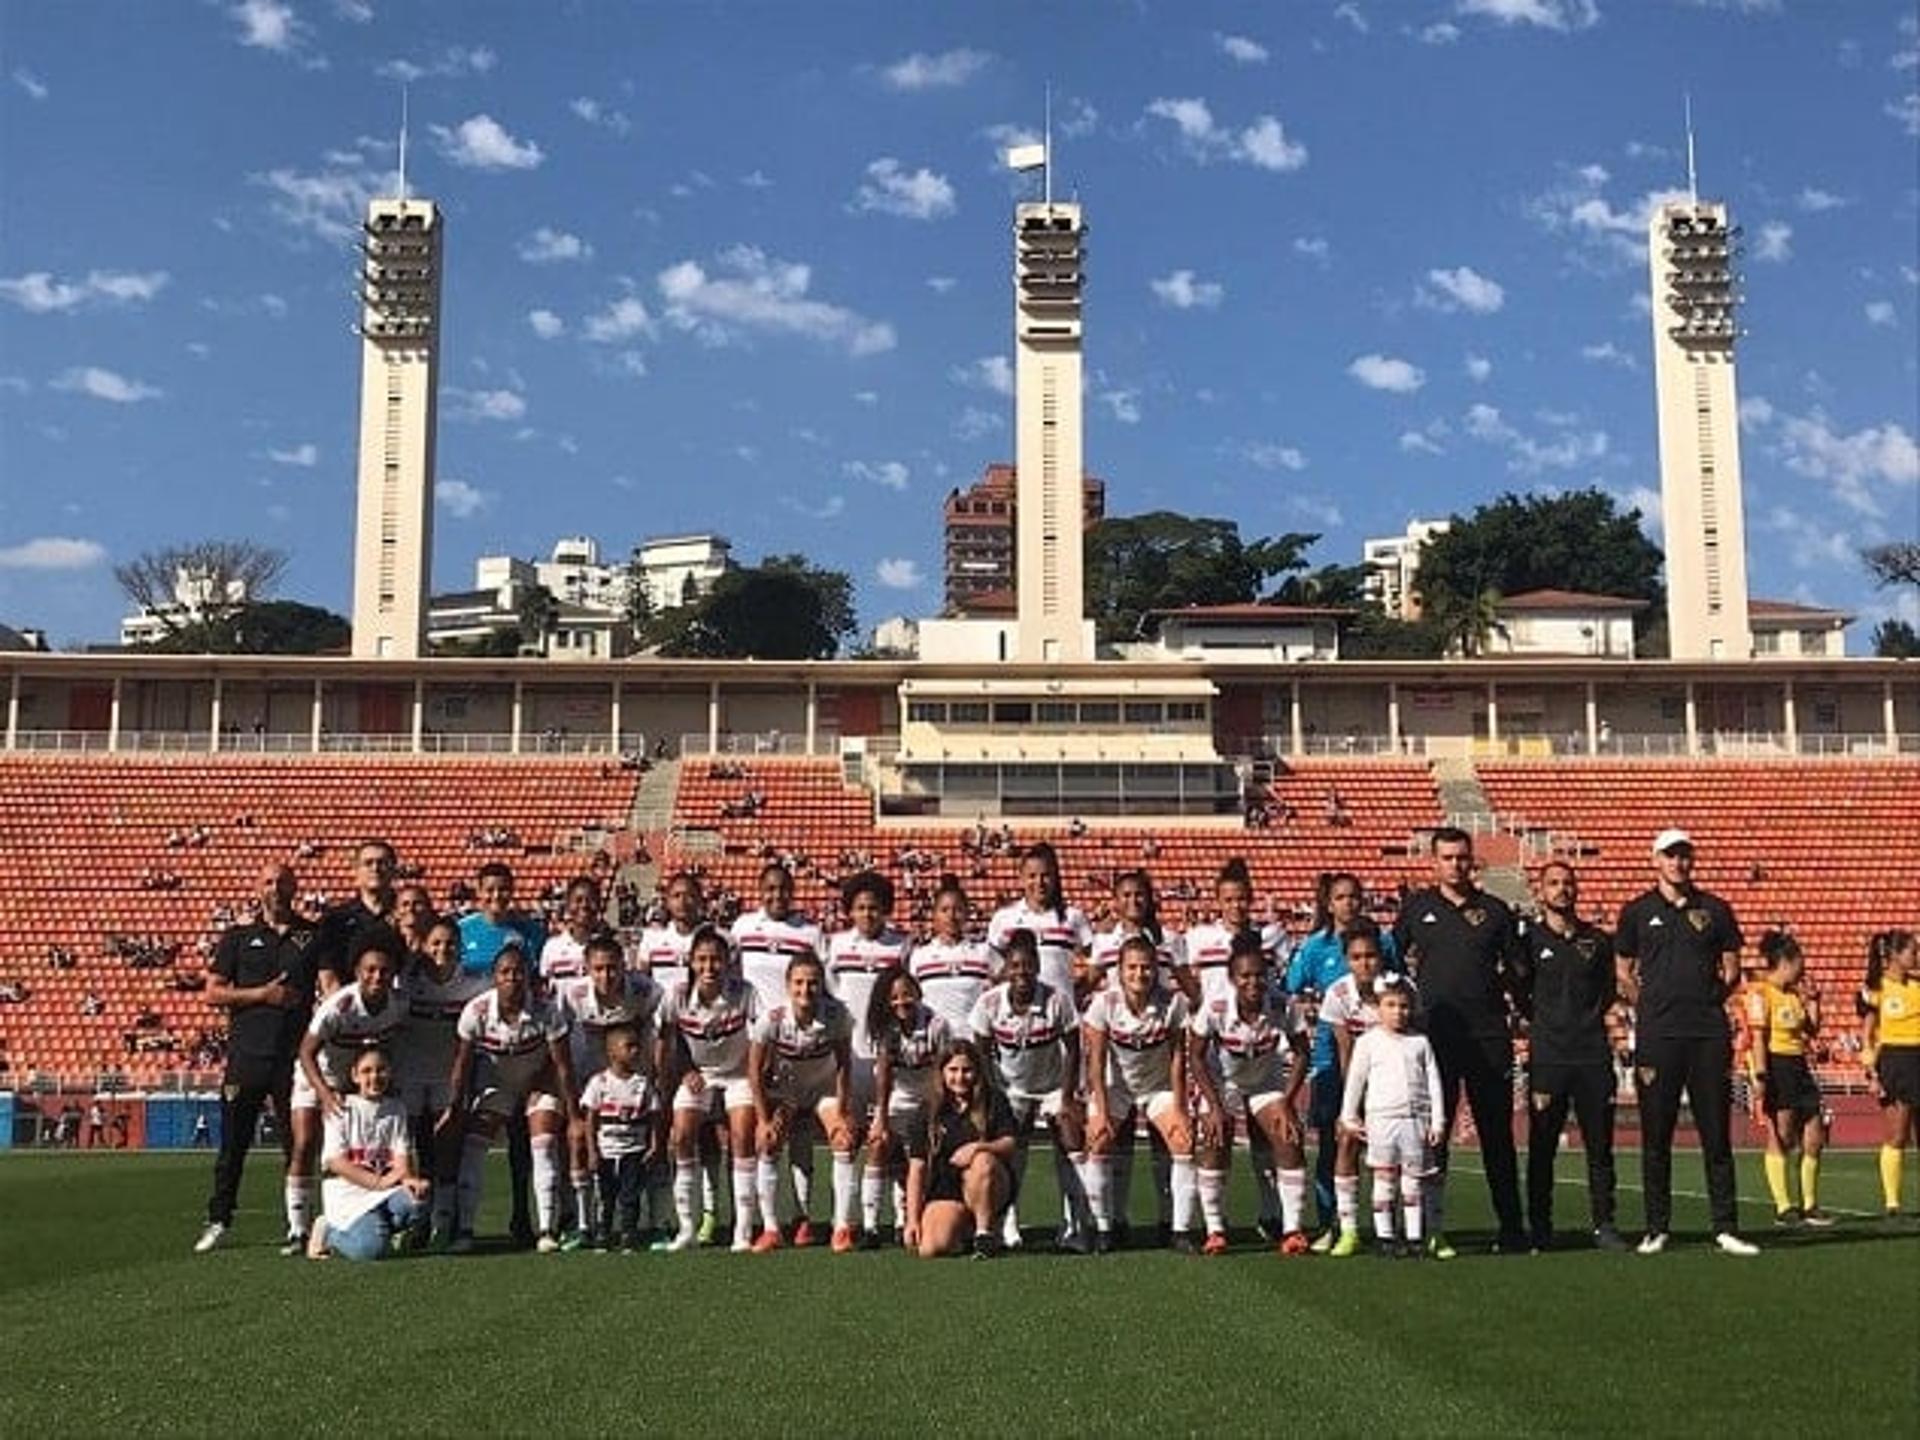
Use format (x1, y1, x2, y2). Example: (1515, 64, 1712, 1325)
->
(2, 7, 1917, 1437)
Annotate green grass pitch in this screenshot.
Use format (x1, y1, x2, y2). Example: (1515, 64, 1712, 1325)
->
(1, 1147, 1914, 1436)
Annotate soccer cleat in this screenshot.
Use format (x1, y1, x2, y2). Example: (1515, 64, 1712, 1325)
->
(750, 1228, 783, 1254)
(1492, 1229, 1531, 1256)
(1396, 1242, 1423, 1261)
(1279, 1231, 1311, 1257)
(1636, 1232, 1670, 1256)
(1426, 1234, 1458, 1261)
(664, 1229, 698, 1253)
(1773, 1207, 1804, 1229)
(1328, 1229, 1361, 1259)
(1256, 1216, 1284, 1244)
(729, 1233, 755, 1254)
(509, 1220, 536, 1251)
(696, 1213, 718, 1246)
(535, 1233, 561, 1254)
(1169, 1234, 1199, 1255)
(193, 1222, 227, 1255)
(856, 1227, 882, 1252)
(1054, 1228, 1092, 1255)
(1201, 1231, 1229, 1257)
(1713, 1232, 1760, 1257)
(1592, 1225, 1630, 1252)
(1309, 1228, 1335, 1255)
(448, 1231, 476, 1255)
(1801, 1207, 1835, 1229)
(1374, 1240, 1398, 1260)
(970, 1233, 998, 1261)
(278, 1231, 308, 1259)
(791, 1219, 816, 1248)
(558, 1230, 587, 1252)
(831, 1224, 857, 1254)
(1092, 1229, 1115, 1255)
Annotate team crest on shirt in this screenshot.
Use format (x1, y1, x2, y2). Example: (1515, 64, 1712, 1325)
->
(1574, 936, 1598, 960)
(1531, 1090, 1553, 1112)
(1686, 909, 1711, 933)
(1636, 1065, 1657, 1086)
(1463, 907, 1487, 928)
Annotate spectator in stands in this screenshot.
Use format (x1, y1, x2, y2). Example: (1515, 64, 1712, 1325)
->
(1392, 828, 1530, 1258)
(87, 1101, 106, 1148)
(0, 980, 28, 1004)
(195, 862, 318, 1256)
(312, 840, 399, 996)
(1614, 829, 1757, 1256)
(1323, 790, 1353, 828)
(47, 945, 76, 970)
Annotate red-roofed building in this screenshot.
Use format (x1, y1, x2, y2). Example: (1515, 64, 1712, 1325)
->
(1489, 589, 1649, 659)
(1748, 597, 1853, 658)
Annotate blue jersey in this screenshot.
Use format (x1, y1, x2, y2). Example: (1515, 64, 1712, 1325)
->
(1286, 927, 1400, 1076)
(458, 912, 548, 977)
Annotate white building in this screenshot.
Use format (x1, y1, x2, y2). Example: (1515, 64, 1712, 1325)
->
(120, 568, 251, 648)
(1749, 598, 1852, 659)
(634, 534, 733, 613)
(869, 616, 919, 658)
(1362, 518, 1451, 620)
(1487, 590, 1645, 659)
(1127, 605, 1345, 663)
(468, 533, 733, 621)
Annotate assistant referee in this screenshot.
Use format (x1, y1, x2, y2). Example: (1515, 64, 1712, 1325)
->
(1614, 828, 1758, 1256)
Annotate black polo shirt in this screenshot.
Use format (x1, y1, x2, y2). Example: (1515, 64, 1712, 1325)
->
(1521, 916, 1616, 1068)
(1616, 886, 1742, 1042)
(313, 896, 392, 987)
(909, 1092, 1017, 1205)
(210, 919, 318, 1067)
(1392, 886, 1526, 1048)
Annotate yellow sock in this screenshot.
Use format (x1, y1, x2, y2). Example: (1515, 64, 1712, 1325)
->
(1800, 1153, 1819, 1211)
(1763, 1150, 1791, 1213)
(1881, 1145, 1904, 1212)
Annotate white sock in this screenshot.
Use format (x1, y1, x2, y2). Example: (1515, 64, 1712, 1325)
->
(861, 1167, 885, 1231)
(890, 1177, 907, 1229)
(457, 1134, 489, 1232)
(1335, 1174, 1360, 1236)
(1401, 1171, 1427, 1243)
(673, 1159, 699, 1237)
(1425, 1169, 1447, 1239)
(788, 1152, 814, 1222)
(572, 1173, 596, 1235)
(1278, 1167, 1308, 1237)
(1198, 1167, 1228, 1236)
(756, 1156, 782, 1234)
(284, 1178, 314, 1237)
(732, 1160, 760, 1239)
(1370, 1168, 1397, 1240)
(831, 1152, 856, 1230)
(1083, 1153, 1111, 1232)
(1057, 1148, 1093, 1236)
(1170, 1154, 1196, 1234)
(701, 1154, 720, 1216)
(530, 1134, 561, 1236)
(1003, 1148, 1028, 1243)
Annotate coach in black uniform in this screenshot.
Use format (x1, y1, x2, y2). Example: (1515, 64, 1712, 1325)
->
(1393, 827, 1529, 1254)
(195, 863, 316, 1253)
(313, 839, 398, 992)
(1521, 861, 1626, 1252)
(1615, 829, 1757, 1256)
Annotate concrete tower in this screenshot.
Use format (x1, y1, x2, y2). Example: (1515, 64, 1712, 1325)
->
(1648, 194, 1751, 660)
(350, 195, 443, 659)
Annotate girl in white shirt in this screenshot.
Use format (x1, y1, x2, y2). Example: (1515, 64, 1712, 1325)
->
(1339, 975, 1444, 1258)
(309, 1047, 427, 1262)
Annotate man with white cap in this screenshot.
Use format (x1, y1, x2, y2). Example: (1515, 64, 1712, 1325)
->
(1614, 829, 1757, 1256)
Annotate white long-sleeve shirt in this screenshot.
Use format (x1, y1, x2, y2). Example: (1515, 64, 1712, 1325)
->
(1339, 1027, 1443, 1129)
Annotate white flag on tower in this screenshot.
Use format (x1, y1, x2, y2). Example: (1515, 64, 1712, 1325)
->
(1005, 142, 1047, 172)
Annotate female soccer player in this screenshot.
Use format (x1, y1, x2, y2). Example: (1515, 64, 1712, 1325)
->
(639, 871, 706, 992)
(444, 939, 578, 1253)
(1187, 932, 1312, 1254)
(561, 935, 661, 1247)
(538, 876, 605, 1008)
(969, 929, 1094, 1250)
(826, 870, 912, 1240)
(910, 878, 996, 1034)
(1744, 931, 1830, 1227)
(657, 925, 763, 1253)
(580, 1023, 662, 1250)
(1339, 975, 1444, 1258)
(988, 844, 1092, 1004)
(1088, 870, 1185, 991)
(1860, 930, 1919, 1218)
(400, 917, 488, 1245)
(748, 952, 857, 1252)
(308, 1045, 426, 1262)
(731, 863, 825, 1011)
(1180, 858, 1263, 1008)
(904, 1039, 1019, 1259)
(1320, 925, 1390, 1256)
(867, 967, 951, 1245)
(393, 883, 438, 958)
(1083, 935, 1197, 1251)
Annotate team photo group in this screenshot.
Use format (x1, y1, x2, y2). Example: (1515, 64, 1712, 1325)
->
(196, 826, 1920, 1266)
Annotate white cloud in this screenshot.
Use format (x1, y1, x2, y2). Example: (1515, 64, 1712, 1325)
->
(1463, 402, 1610, 473)
(517, 227, 591, 263)
(434, 479, 488, 519)
(1753, 221, 1793, 262)
(1420, 21, 1462, 43)
(52, 366, 162, 403)
(1889, 94, 1920, 137)
(431, 114, 543, 171)
(844, 460, 909, 491)
(267, 442, 318, 467)
(1292, 236, 1330, 263)
(951, 355, 1013, 396)
(1738, 395, 1775, 429)
(570, 96, 633, 135)
(1418, 264, 1505, 314)
(881, 48, 990, 90)
(0, 269, 169, 313)
(781, 493, 846, 522)
(1773, 408, 1918, 516)
(230, 0, 306, 53)
(1244, 442, 1307, 472)
(1098, 387, 1142, 424)
(446, 387, 527, 422)
(1619, 485, 1664, 538)
(851, 158, 956, 221)
(1057, 97, 1099, 138)
(334, 1, 373, 22)
(1288, 494, 1345, 528)
(12, 68, 49, 100)
(1677, 0, 1782, 11)
(1457, 0, 1600, 31)
(1865, 300, 1897, 328)
(1795, 187, 1848, 212)
(1759, 506, 1857, 571)
(1400, 431, 1446, 456)
(656, 245, 895, 356)
(1333, 4, 1369, 34)
(0, 536, 107, 570)
(876, 557, 923, 589)
(1215, 33, 1269, 63)
(583, 296, 656, 344)
(252, 141, 395, 244)
(1527, 165, 1692, 268)
(1144, 98, 1307, 172)
(953, 406, 1003, 440)
(1580, 340, 1637, 369)
(1151, 269, 1225, 309)
(740, 169, 773, 190)
(1465, 352, 1493, 382)
(527, 308, 565, 340)
(376, 45, 495, 82)
(1347, 353, 1426, 393)
(926, 276, 958, 294)
(852, 390, 879, 406)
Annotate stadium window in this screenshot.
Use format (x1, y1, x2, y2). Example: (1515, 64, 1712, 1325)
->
(1166, 701, 1205, 722)
(1078, 701, 1119, 725)
(1124, 702, 1162, 725)
(907, 701, 948, 723)
(1037, 702, 1075, 724)
(1752, 631, 1780, 655)
(949, 702, 989, 725)
(1797, 629, 1827, 656)
(993, 702, 1034, 725)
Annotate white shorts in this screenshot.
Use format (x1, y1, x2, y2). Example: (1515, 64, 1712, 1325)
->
(473, 1085, 562, 1120)
(401, 1077, 452, 1116)
(673, 1075, 754, 1115)
(1106, 1087, 1180, 1125)
(1225, 1085, 1288, 1122)
(1007, 1089, 1068, 1126)
(1365, 1117, 1430, 1172)
(290, 1067, 351, 1112)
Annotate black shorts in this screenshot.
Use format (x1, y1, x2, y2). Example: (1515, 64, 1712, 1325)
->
(1876, 1046, 1920, 1107)
(1762, 1055, 1821, 1121)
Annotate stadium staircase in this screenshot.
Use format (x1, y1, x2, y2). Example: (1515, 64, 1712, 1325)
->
(618, 757, 681, 902)
(1431, 757, 1531, 910)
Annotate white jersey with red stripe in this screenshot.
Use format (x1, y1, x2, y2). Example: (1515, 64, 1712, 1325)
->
(457, 989, 570, 1094)
(400, 960, 489, 1089)
(878, 1004, 951, 1116)
(1318, 972, 1385, 1045)
(969, 981, 1079, 1099)
(988, 901, 1092, 998)
(1088, 925, 1186, 994)
(564, 971, 662, 1085)
(1181, 923, 1276, 1008)
(321, 1094, 412, 1226)
(1189, 990, 1307, 1098)
(825, 926, 913, 1059)
(579, 1068, 659, 1160)
(730, 909, 825, 1010)
(307, 982, 408, 1091)
(1084, 984, 1190, 1099)
(538, 931, 592, 1004)
(657, 976, 758, 1082)
(909, 937, 997, 1034)
(636, 922, 700, 993)
(751, 998, 851, 1100)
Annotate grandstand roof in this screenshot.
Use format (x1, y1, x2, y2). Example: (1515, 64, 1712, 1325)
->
(1750, 597, 1855, 622)
(1494, 589, 1648, 612)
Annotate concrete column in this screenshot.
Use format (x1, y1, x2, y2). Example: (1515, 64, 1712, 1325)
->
(805, 679, 818, 756)
(1684, 682, 1699, 757)
(1584, 682, 1598, 756)
(5, 669, 19, 751)
(209, 675, 223, 753)
(510, 680, 524, 755)
(707, 680, 720, 755)
(1485, 680, 1499, 749)
(108, 677, 123, 753)
(1387, 682, 1401, 753)
(1782, 680, 1797, 754)
(411, 677, 425, 755)
(610, 681, 622, 756)
(1288, 678, 1304, 757)
(1886, 680, 1899, 751)
(310, 679, 324, 753)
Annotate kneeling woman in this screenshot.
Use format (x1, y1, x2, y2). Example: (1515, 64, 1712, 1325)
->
(310, 1046, 428, 1260)
(905, 1039, 1018, 1258)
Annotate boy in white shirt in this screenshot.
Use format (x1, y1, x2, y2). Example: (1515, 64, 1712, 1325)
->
(581, 1024, 662, 1251)
(1338, 975, 1444, 1259)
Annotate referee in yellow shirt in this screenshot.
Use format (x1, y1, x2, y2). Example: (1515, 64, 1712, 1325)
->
(1742, 931, 1830, 1228)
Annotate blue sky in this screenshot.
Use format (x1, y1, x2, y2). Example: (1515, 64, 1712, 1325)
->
(2, 0, 1916, 648)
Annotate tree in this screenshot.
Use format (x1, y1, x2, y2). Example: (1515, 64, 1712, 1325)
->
(139, 600, 347, 655)
(621, 558, 653, 635)
(1873, 619, 1920, 658)
(1413, 489, 1665, 644)
(1863, 542, 1920, 590)
(112, 541, 287, 636)
(644, 556, 856, 659)
(515, 584, 559, 655)
(1085, 512, 1318, 642)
